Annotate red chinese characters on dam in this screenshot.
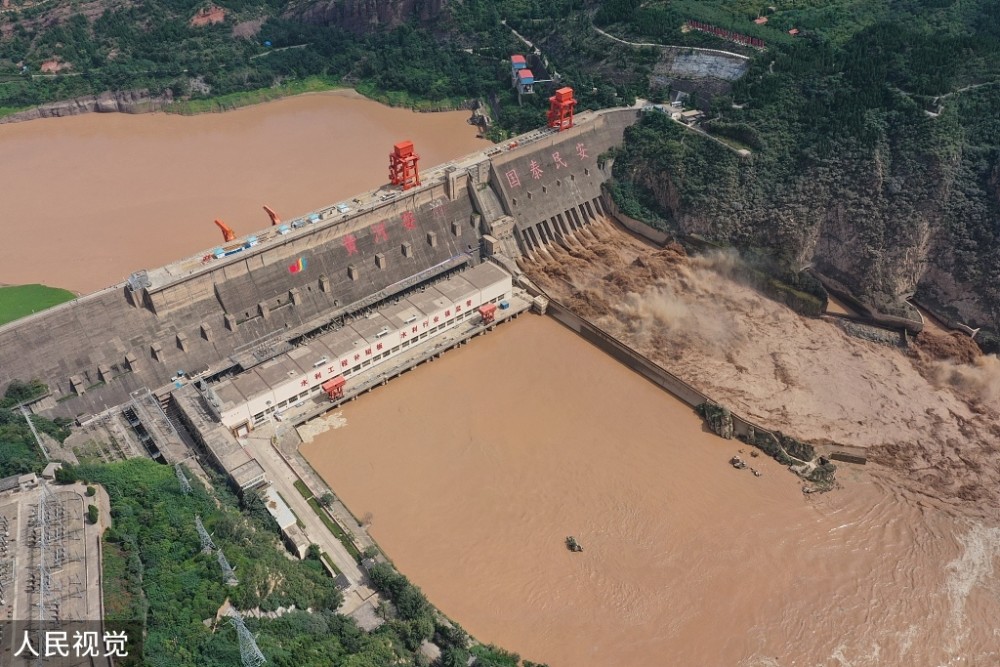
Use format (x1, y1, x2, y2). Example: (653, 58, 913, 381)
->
(503, 142, 589, 188)
(350, 209, 425, 249)
(343, 233, 358, 255)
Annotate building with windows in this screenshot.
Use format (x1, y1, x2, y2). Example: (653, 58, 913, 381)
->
(205, 262, 512, 435)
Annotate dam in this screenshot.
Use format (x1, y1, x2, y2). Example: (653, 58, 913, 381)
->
(8, 95, 1000, 666)
(0, 100, 643, 518)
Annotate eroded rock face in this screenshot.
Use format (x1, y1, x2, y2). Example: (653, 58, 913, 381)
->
(286, 0, 448, 31)
(0, 90, 173, 124)
(625, 136, 999, 331)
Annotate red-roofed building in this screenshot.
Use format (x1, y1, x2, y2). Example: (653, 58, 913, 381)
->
(516, 69, 535, 95)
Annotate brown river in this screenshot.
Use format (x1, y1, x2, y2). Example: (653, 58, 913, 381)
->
(0, 89, 486, 293)
(302, 315, 1000, 667)
(6, 91, 998, 665)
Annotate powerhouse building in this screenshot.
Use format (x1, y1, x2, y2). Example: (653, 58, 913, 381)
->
(205, 262, 512, 435)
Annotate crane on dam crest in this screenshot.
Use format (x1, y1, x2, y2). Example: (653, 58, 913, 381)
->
(263, 205, 281, 226)
(214, 218, 237, 242)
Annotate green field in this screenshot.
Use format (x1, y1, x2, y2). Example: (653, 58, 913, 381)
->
(0, 284, 75, 326)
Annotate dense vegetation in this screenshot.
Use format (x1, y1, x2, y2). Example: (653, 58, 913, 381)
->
(62, 458, 504, 666)
(594, 0, 1000, 339)
(362, 560, 548, 666)
(0, 0, 641, 127)
(0, 380, 67, 477)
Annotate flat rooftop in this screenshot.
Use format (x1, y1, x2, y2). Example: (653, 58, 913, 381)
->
(212, 262, 511, 407)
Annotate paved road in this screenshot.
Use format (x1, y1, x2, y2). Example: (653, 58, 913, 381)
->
(241, 433, 377, 613)
(592, 25, 751, 60)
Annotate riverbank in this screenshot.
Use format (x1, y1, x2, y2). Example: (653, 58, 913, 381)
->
(0, 77, 478, 124)
(162, 76, 345, 116)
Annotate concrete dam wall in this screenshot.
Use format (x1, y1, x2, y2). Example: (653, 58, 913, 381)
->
(0, 107, 640, 419)
(0, 176, 481, 418)
(487, 109, 638, 252)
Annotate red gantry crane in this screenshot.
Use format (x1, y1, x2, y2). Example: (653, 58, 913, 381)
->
(547, 86, 577, 131)
(389, 140, 421, 191)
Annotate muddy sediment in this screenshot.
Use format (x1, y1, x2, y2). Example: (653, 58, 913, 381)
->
(522, 219, 1000, 515)
(301, 315, 1000, 666)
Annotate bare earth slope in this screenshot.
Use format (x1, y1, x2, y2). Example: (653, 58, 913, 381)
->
(523, 219, 1000, 515)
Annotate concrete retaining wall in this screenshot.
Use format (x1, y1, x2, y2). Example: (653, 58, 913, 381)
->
(546, 299, 708, 408)
(811, 270, 922, 334)
(545, 298, 787, 448)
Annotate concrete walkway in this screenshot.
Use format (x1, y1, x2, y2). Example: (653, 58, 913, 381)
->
(240, 433, 378, 614)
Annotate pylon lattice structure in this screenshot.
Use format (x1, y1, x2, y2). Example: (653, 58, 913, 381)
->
(175, 464, 192, 494)
(389, 141, 421, 190)
(217, 549, 238, 586)
(195, 515, 215, 553)
(37, 487, 53, 624)
(228, 612, 266, 667)
(547, 86, 577, 131)
(195, 516, 238, 585)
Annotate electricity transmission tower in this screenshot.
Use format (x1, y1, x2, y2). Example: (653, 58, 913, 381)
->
(228, 613, 266, 667)
(175, 464, 192, 494)
(195, 515, 215, 553)
(217, 550, 238, 587)
(194, 516, 238, 585)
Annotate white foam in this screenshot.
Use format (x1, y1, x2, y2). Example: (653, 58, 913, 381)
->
(943, 522, 1000, 653)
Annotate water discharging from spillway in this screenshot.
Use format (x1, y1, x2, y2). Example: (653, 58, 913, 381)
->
(301, 315, 1000, 666)
(0, 90, 486, 293)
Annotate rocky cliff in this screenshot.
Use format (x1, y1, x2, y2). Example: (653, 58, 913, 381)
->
(0, 90, 173, 124)
(614, 107, 1000, 338)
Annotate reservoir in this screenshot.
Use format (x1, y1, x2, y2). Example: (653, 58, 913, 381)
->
(301, 314, 1000, 666)
(0, 89, 486, 293)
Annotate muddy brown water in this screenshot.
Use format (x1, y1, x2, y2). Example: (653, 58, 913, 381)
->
(0, 90, 486, 293)
(301, 315, 1000, 667)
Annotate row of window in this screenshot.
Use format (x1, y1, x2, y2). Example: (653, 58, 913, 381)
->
(247, 295, 507, 427)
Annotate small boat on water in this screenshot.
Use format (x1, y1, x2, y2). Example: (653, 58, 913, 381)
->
(730, 455, 747, 469)
(565, 536, 583, 552)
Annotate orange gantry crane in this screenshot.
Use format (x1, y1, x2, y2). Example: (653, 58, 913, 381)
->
(263, 205, 281, 226)
(214, 219, 237, 242)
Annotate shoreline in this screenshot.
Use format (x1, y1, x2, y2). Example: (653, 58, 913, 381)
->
(0, 78, 477, 125)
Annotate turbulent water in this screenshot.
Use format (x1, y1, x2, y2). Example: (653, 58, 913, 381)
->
(11, 90, 998, 664)
(0, 89, 486, 293)
(301, 315, 1000, 666)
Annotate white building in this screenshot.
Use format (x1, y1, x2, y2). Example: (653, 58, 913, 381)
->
(208, 262, 512, 435)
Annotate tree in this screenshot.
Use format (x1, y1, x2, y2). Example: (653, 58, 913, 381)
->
(440, 646, 470, 667)
(317, 491, 335, 508)
(1, 379, 48, 407)
(87, 504, 99, 525)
